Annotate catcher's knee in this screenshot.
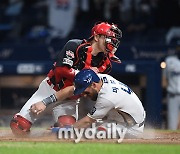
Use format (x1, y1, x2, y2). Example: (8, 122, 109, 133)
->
(55, 115, 76, 127)
(10, 114, 32, 137)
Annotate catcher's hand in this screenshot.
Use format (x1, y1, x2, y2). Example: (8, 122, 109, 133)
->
(30, 101, 46, 115)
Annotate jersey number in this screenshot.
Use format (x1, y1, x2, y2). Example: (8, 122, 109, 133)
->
(119, 82, 133, 94)
(112, 82, 133, 94)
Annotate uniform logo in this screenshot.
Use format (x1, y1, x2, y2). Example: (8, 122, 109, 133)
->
(84, 76, 92, 83)
(66, 50, 74, 59)
(63, 58, 73, 67)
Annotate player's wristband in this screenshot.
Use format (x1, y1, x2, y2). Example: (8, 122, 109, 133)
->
(42, 94, 57, 106)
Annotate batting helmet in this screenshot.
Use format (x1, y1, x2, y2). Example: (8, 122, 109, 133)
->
(89, 22, 122, 52)
(74, 69, 100, 95)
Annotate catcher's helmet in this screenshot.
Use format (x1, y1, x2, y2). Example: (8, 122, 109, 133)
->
(74, 69, 100, 95)
(89, 22, 122, 53)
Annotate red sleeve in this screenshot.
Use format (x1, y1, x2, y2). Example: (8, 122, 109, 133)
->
(54, 66, 75, 83)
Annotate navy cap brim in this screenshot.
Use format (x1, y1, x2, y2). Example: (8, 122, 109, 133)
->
(74, 85, 89, 95)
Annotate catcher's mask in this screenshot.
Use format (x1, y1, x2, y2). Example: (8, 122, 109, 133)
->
(89, 22, 122, 53)
(74, 69, 100, 95)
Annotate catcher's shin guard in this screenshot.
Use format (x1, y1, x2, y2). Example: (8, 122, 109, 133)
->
(55, 115, 76, 127)
(10, 114, 32, 137)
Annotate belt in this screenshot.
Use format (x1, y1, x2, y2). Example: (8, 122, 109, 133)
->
(138, 120, 145, 127)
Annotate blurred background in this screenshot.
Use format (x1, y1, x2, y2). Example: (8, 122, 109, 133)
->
(0, 0, 180, 129)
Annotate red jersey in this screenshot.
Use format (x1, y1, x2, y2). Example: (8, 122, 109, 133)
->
(47, 39, 120, 91)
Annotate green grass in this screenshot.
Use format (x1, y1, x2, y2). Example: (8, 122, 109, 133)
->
(0, 142, 180, 154)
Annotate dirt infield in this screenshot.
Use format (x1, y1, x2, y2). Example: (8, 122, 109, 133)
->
(0, 128, 180, 144)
